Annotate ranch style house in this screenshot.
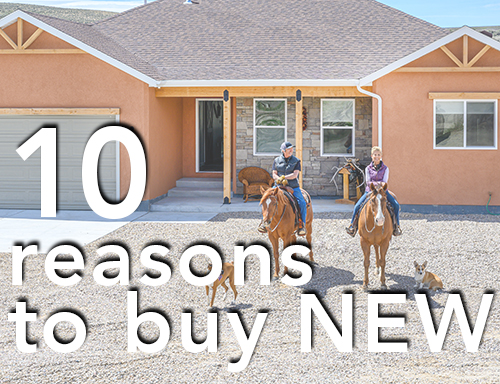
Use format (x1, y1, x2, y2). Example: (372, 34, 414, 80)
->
(0, 0, 499, 210)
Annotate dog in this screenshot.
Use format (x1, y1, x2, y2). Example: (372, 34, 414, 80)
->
(414, 261, 443, 291)
(205, 262, 237, 307)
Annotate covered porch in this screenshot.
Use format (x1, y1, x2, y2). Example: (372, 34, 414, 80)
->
(156, 86, 374, 204)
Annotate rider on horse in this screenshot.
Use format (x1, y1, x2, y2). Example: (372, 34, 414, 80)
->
(272, 141, 307, 236)
(346, 146, 402, 237)
(258, 141, 307, 236)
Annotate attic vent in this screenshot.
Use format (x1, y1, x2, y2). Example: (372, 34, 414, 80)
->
(480, 30, 493, 38)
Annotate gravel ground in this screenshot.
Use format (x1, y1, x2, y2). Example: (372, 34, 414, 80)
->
(1, 212, 499, 383)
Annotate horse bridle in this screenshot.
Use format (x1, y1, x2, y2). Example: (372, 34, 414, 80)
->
(364, 192, 385, 234)
(265, 195, 287, 232)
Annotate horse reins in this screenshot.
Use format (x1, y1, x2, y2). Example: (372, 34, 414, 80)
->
(268, 195, 287, 232)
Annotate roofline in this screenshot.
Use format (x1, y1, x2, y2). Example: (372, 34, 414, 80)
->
(0, 10, 159, 87)
(156, 79, 362, 87)
(359, 26, 500, 85)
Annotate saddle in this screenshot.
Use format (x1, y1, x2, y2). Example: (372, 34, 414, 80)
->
(279, 186, 311, 227)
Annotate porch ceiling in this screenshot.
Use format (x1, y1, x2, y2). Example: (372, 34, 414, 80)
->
(155, 86, 373, 98)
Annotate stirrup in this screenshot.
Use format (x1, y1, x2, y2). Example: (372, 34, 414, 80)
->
(393, 226, 402, 236)
(345, 225, 356, 237)
(297, 226, 307, 236)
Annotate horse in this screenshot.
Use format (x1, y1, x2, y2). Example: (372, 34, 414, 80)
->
(358, 182, 393, 289)
(259, 186, 314, 279)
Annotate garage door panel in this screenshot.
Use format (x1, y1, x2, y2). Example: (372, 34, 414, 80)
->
(0, 115, 118, 210)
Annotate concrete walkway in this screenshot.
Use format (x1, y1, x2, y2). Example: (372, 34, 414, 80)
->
(151, 195, 354, 213)
(0, 196, 353, 253)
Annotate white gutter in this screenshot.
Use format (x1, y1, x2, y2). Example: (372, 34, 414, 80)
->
(357, 83, 382, 149)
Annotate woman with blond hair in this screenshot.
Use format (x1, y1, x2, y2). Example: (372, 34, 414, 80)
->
(346, 146, 402, 237)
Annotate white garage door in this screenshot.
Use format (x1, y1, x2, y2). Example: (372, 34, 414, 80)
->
(0, 115, 118, 210)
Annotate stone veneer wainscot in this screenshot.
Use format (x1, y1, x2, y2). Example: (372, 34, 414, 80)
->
(235, 97, 372, 196)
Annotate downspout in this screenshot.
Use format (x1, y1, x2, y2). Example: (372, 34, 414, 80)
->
(356, 83, 382, 149)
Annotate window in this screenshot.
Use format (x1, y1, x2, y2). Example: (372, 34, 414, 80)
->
(321, 99, 355, 156)
(434, 100, 497, 149)
(254, 99, 287, 155)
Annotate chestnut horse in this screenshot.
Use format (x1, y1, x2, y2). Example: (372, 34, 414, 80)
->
(259, 186, 313, 278)
(358, 182, 393, 289)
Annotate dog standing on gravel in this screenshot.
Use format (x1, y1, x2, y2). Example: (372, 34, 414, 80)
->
(206, 262, 237, 307)
(414, 261, 443, 291)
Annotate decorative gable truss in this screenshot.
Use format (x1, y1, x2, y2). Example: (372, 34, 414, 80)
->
(0, 17, 84, 54)
(360, 27, 500, 85)
(397, 35, 497, 73)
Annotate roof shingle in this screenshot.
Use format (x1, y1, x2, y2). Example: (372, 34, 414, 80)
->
(14, 0, 451, 83)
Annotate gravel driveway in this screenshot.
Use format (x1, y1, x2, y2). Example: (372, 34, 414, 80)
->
(1, 212, 499, 383)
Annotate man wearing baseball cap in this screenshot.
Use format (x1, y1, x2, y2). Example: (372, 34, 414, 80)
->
(271, 141, 307, 236)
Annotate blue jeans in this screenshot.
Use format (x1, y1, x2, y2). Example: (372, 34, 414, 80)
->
(351, 192, 369, 223)
(350, 191, 400, 226)
(293, 187, 307, 225)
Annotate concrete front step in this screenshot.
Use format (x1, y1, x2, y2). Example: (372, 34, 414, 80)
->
(167, 186, 227, 198)
(167, 178, 231, 198)
(175, 177, 223, 189)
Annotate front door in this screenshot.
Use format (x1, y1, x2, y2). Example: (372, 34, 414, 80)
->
(197, 99, 223, 172)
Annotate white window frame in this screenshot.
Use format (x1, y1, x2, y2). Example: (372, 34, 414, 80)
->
(320, 98, 356, 157)
(433, 99, 498, 150)
(253, 98, 287, 156)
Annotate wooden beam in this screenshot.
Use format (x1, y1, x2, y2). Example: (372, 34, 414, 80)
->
(223, 92, 231, 204)
(155, 86, 372, 98)
(440, 46, 463, 67)
(0, 28, 17, 50)
(429, 92, 500, 100)
(17, 18, 23, 48)
(22, 28, 43, 50)
(231, 97, 237, 194)
(0, 108, 120, 115)
(0, 49, 85, 54)
(467, 45, 491, 68)
(396, 66, 500, 72)
(295, 90, 303, 188)
(463, 35, 468, 67)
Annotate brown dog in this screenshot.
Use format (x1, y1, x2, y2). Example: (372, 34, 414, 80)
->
(414, 261, 443, 291)
(205, 262, 237, 307)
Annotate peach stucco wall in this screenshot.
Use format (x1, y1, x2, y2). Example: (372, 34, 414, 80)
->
(147, 90, 184, 198)
(182, 98, 223, 178)
(0, 54, 146, 200)
(0, 21, 187, 203)
(373, 43, 500, 206)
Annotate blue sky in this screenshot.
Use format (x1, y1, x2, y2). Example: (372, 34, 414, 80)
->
(1, 0, 499, 27)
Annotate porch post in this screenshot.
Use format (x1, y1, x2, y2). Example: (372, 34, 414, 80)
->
(223, 90, 231, 203)
(295, 89, 303, 187)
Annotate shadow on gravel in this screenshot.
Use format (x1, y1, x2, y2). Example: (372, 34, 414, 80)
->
(215, 303, 253, 311)
(209, 212, 262, 222)
(399, 212, 500, 223)
(301, 265, 356, 299)
(386, 272, 444, 308)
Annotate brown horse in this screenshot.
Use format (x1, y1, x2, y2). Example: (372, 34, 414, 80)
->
(358, 182, 393, 289)
(259, 186, 313, 278)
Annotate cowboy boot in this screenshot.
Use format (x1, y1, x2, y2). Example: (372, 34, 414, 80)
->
(345, 213, 359, 237)
(297, 220, 307, 236)
(345, 225, 356, 237)
(393, 225, 403, 236)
